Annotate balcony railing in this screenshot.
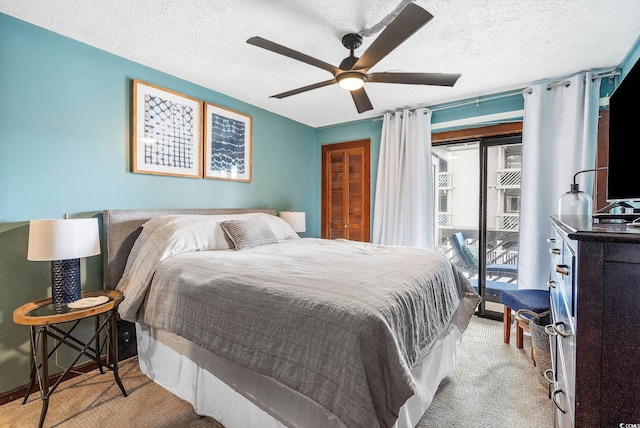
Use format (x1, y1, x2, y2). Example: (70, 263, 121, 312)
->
(438, 172, 453, 190)
(487, 247, 518, 267)
(496, 213, 519, 231)
(497, 168, 521, 189)
(438, 212, 453, 227)
(438, 213, 518, 232)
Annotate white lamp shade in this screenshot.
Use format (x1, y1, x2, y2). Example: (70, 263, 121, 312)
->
(28, 218, 101, 261)
(279, 211, 306, 233)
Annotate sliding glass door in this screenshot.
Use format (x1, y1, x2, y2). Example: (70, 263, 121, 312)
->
(433, 135, 521, 318)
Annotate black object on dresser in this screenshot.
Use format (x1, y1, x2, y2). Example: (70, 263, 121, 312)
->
(548, 215, 640, 427)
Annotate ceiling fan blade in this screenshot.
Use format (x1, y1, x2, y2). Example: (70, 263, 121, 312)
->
(270, 79, 337, 99)
(247, 36, 339, 76)
(353, 4, 433, 72)
(350, 88, 374, 113)
(367, 72, 461, 86)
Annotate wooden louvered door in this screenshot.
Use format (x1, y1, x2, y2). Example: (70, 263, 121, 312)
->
(321, 139, 370, 241)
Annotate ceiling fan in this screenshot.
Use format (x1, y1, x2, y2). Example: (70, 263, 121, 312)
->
(247, 3, 461, 114)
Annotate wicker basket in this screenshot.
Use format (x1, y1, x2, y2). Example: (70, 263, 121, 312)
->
(515, 309, 552, 386)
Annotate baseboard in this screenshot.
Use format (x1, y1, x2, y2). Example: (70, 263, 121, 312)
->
(0, 359, 103, 406)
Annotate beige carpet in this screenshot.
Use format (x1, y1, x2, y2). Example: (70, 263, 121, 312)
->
(419, 316, 553, 427)
(0, 316, 552, 427)
(0, 356, 223, 428)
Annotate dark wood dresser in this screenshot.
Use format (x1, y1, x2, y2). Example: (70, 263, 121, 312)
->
(548, 215, 640, 427)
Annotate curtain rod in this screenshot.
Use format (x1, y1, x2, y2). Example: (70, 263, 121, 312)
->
(430, 91, 523, 111)
(591, 69, 621, 80)
(545, 80, 571, 90)
(372, 90, 524, 121)
(370, 68, 620, 120)
(523, 68, 620, 94)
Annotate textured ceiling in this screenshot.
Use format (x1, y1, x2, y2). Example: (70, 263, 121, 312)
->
(1, 0, 639, 127)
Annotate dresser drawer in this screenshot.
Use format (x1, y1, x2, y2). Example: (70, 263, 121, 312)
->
(548, 233, 575, 322)
(552, 344, 575, 428)
(553, 302, 575, 402)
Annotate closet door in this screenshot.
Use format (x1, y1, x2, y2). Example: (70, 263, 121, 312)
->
(321, 139, 370, 241)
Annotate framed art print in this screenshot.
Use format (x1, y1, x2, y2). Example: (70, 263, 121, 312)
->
(203, 102, 252, 182)
(132, 80, 203, 178)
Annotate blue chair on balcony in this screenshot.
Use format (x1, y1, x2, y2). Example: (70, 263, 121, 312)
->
(451, 232, 518, 279)
(451, 232, 518, 303)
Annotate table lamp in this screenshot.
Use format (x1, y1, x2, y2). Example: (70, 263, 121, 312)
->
(279, 211, 306, 233)
(558, 167, 606, 217)
(27, 216, 101, 307)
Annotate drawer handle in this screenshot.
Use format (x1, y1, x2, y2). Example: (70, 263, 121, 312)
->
(545, 324, 557, 336)
(552, 388, 568, 414)
(549, 248, 561, 255)
(553, 321, 569, 338)
(555, 265, 569, 276)
(547, 238, 556, 243)
(547, 280, 557, 289)
(544, 368, 555, 384)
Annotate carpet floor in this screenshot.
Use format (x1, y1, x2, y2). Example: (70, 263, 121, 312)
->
(0, 316, 553, 427)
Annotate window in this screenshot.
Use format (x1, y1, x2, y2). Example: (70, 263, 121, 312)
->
(505, 149, 521, 169)
(504, 191, 520, 213)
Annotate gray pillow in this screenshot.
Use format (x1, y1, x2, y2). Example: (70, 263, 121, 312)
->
(220, 219, 279, 250)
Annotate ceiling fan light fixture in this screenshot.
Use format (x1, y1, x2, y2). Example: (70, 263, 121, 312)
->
(247, 4, 458, 113)
(336, 72, 366, 91)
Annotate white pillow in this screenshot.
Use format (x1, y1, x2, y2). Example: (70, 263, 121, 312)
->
(252, 213, 300, 241)
(141, 214, 235, 251)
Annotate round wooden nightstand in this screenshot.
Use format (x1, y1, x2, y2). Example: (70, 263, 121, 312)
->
(13, 289, 128, 428)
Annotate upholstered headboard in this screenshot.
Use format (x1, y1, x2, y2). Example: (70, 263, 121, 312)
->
(102, 208, 276, 290)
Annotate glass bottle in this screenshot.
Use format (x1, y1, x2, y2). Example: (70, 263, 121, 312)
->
(558, 183, 593, 217)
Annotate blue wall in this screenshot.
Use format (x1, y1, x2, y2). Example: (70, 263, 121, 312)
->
(0, 13, 316, 393)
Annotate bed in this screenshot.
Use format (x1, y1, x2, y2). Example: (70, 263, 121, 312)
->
(103, 208, 480, 428)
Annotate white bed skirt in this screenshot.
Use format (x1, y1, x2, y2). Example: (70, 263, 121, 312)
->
(136, 321, 462, 428)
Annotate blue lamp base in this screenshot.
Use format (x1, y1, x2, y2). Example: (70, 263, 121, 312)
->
(51, 259, 81, 307)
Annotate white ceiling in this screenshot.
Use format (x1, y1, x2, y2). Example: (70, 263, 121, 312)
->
(1, 0, 639, 128)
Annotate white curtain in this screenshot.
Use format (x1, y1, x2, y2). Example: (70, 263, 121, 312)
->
(372, 108, 434, 249)
(518, 72, 601, 290)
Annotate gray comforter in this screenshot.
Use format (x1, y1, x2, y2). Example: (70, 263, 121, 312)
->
(119, 235, 479, 428)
